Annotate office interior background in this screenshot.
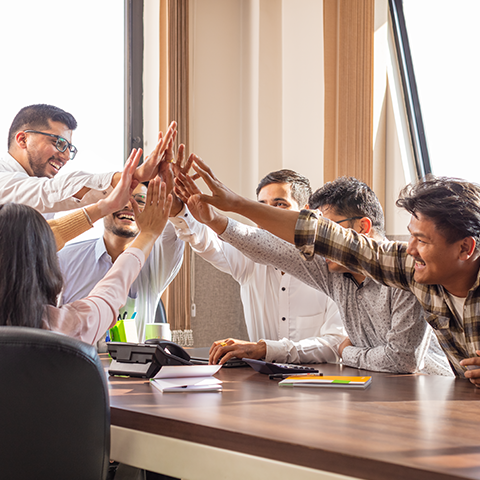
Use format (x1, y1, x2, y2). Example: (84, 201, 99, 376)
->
(1, 0, 478, 345)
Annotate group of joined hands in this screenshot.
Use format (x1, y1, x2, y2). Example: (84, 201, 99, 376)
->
(105, 120, 264, 365)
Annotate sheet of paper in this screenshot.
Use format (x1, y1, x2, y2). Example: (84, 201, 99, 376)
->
(151, 376, 222, 393)
(153, 364, 221, 379)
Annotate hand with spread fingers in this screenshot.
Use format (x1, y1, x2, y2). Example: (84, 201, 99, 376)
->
(185, 156, 299, 244)
(209, 338, 267, 365)
(174, 167, 229, 235)
(187, 156, 246, 213)
(97, 148, 141, 216)
(133, 121, 177, 183)
(460, 351, 480, 387)
(157, 132, 197, 216)
(130, 177, 173, 257)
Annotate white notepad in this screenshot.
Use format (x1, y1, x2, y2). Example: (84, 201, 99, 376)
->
(151, 365, 222, 393)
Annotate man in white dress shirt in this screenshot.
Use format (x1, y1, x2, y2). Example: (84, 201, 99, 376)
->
(58, 182, 184, 343)
(170, 169, 345, 365)
(1, 104, 175, 218)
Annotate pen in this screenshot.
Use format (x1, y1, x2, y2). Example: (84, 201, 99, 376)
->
(131, 312, 137, 319)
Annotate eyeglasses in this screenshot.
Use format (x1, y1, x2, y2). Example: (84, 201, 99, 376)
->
(335, 216, 363, 225)
(24, 130, 78, 160)
(132, 194, 146, 210)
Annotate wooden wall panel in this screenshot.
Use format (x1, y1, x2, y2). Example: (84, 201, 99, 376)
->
(324, 0, 374, 186)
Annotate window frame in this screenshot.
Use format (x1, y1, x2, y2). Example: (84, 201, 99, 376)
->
(388, 0, 431, 178)
(125, 0, 144, 160)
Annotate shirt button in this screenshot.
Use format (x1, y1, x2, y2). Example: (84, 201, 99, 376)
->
(281, 287, 286, 291)
(282, 317, 286, 321)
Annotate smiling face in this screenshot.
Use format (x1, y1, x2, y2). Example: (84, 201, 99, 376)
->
(104, 184, 148, 239)
(406, 212, 469, 288)
(22, 121, 73, 178)
(257, 183, 302, 211)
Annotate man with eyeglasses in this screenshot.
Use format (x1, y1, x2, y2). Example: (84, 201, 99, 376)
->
(176, 167, 452, 375)
(57, 181, 185, 343)
(1, 103, 176, 219)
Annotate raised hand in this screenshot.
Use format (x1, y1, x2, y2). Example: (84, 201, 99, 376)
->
(174, 171, 215, 224)
(189, 156, 245, 213)
(157, 130, 176, 194)
(86, 148, 141, 222)
(175, 168, 229, 234)
(130, 177, 173, 257)
(189, 156, 299, 244)
(133, 121, 177, 183)
(156, 133, 198, 216)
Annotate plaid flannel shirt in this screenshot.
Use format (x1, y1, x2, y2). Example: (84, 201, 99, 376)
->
(295, 209, 480, 377)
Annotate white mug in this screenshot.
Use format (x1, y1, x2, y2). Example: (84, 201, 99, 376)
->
(145, 323, 172, 342)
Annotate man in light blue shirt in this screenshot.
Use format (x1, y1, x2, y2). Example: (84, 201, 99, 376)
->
(58, 183, 184, 342)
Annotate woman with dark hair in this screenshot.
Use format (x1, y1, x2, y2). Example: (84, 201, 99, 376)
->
(0, 176, 172, 345)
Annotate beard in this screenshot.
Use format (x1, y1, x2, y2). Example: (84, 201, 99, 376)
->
(109, 224, 139, 238)
(26, 151, 62, 178)
(104, 214, 139, 239)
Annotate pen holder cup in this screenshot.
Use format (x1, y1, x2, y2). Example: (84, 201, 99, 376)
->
(109, 320, 127, 342)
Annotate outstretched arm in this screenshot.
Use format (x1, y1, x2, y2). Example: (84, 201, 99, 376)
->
(188, 157, 299, 244)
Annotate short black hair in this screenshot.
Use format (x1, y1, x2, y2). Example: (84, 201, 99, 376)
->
(396, 175, 480, 245)
(256, 169, 312, 208)
(8, 104, 77, 149)
(309, 176, 385, 237)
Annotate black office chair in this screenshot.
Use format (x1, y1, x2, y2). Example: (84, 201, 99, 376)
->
(0, 326, 110, 480)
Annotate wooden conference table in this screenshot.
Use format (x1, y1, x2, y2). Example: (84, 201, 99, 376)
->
(106, 355, 480, 480)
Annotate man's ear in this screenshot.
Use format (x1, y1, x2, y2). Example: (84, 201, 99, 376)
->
(304, 204, 310, 210)
(357, 217, 372, 235)
(459, 236, 476, 260)
(14, 131, 28, 150)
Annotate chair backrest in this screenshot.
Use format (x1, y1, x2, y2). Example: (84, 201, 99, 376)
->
(0, 326, 110, 480)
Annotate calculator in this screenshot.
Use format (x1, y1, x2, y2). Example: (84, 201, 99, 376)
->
(242, 358, 319, 375)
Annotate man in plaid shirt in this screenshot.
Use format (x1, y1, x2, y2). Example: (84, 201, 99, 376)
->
(184, 158, 480, 385)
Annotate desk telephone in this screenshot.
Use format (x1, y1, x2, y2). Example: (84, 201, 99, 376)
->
(107, 340, 192, 378)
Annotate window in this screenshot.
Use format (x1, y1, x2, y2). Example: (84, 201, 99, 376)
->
(400, 0, 480, 181)
(0, 0, 125, 240)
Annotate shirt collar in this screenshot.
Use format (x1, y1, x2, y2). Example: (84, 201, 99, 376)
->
(2, 152, 28, 174)
(94, 236, 112, 263)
